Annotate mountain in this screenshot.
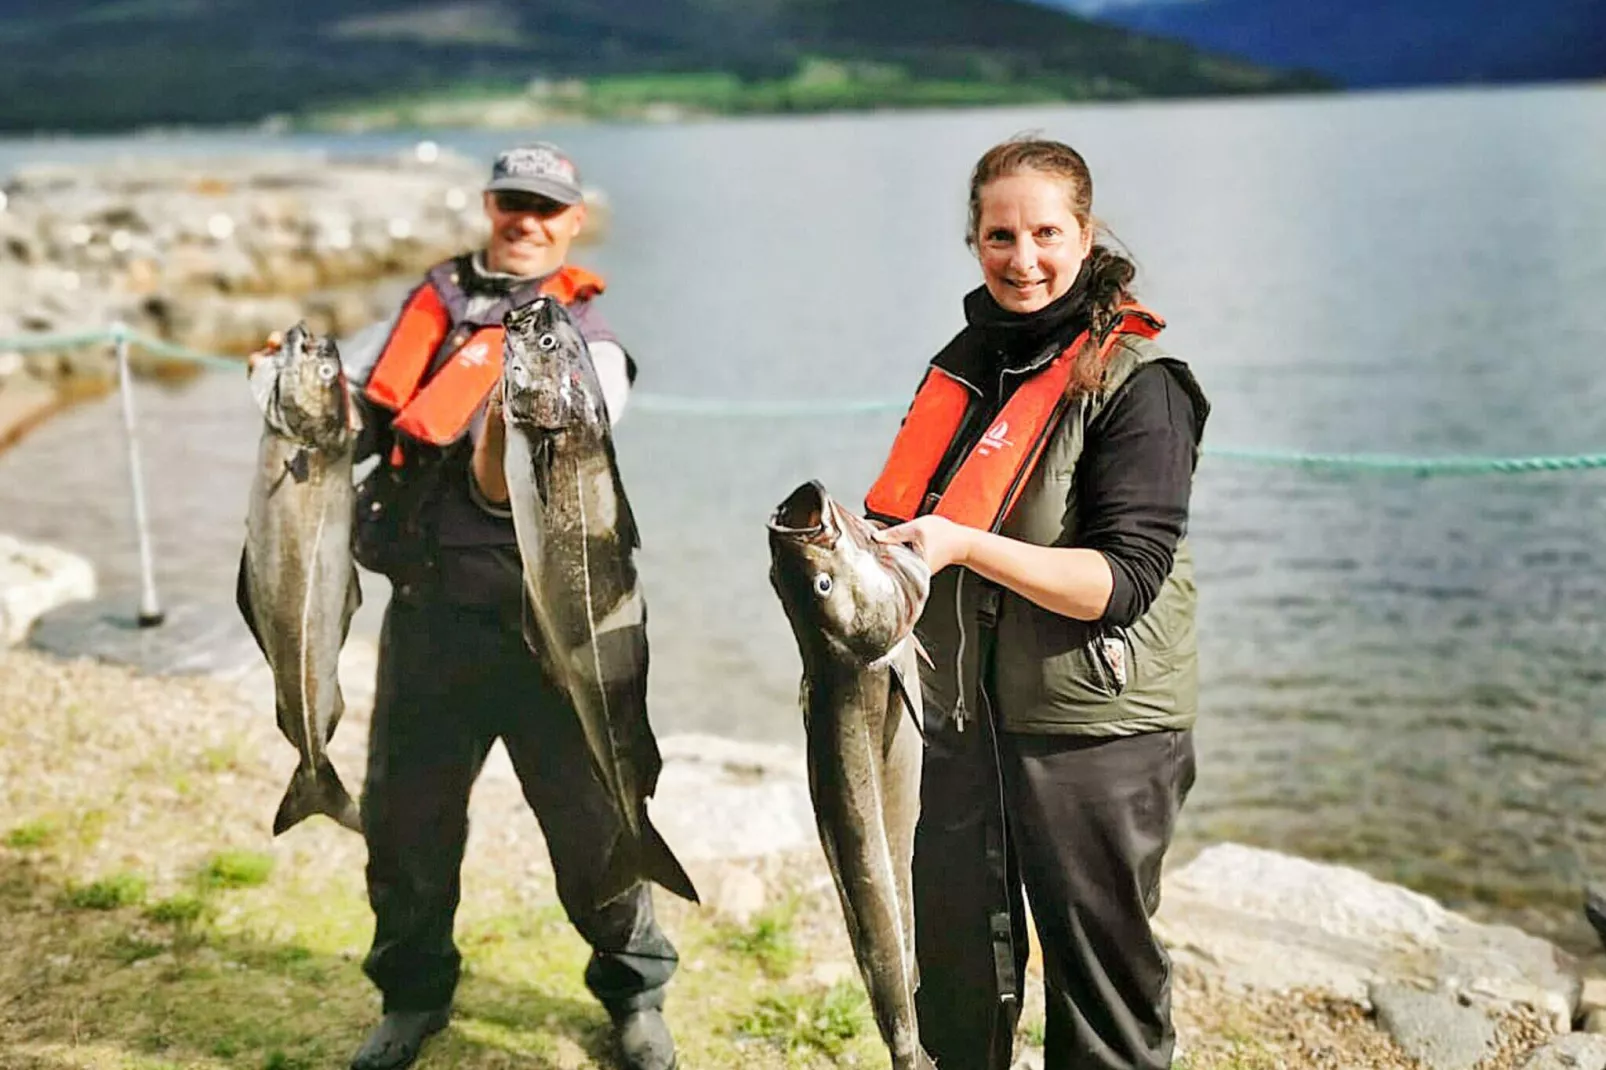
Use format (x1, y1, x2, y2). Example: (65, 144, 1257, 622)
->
(0, 0, 1329, 133)
(1028, 0, 1606, 87)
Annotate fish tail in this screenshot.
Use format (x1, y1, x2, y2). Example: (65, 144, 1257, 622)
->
(272, 757, 362, 836)
(597, 818, 701, 906)
(639, 817, 700, 904)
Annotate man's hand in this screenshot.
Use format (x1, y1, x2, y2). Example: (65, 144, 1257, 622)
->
(247, 331, 283, 374)
(472, 385, 511, 506)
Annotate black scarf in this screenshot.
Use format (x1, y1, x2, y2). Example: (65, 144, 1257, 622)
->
(963, 259, 1095, 369)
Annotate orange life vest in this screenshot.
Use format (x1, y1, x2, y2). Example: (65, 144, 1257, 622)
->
(364, 264, 606, 448)
(865, 305, 1164, 532)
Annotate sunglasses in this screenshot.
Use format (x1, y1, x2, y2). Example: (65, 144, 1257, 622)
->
(492, 190, 571, 216)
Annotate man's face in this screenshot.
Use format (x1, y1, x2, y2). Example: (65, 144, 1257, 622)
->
(483, 190, 587, 278)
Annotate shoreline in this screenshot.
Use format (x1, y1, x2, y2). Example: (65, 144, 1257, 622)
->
(2, 534, 1605, 1067)
(3, 79, 1599, 142)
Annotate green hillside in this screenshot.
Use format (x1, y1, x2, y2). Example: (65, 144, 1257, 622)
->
(0, 0, 1332, 132)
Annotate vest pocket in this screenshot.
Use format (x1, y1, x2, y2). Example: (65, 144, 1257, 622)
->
(1001, 602, 1128, 714)
(1090, 626, 1132, 696)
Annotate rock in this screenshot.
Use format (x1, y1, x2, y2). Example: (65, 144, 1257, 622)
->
(0, 377, 65, 450)
(648, 734, 816, 862)
(1370, 982, 1498, 1070)
(693, 862, 767, 925)
(1154, 844, 1581, 1029)
(809, 960, 857, 987)
(1009, 1049, 1045, 1070)
(1584, 885, 1606, 952)
(0, 533, 96, 645)
(1579, 978, 1606, 1014)
(0, 150, 610, 398)
(1585, 1009, 1606, 1035)
(1522, 1033, 1606, 1070)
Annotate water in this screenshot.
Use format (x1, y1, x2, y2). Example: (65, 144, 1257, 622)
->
(4, 85, 1606, 955)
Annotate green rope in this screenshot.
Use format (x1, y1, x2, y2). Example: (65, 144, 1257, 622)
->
(1206, 448, 1606, 475)
(630, 394, 908, 417)
(0, 325, 242, 372)
(3, 327, 1605, 476)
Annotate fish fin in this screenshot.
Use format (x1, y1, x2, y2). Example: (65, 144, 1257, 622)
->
(342, 565, 363, 632)
(234, 549, 267, 655)
(520, 592, 535, 650)
(248, 353, 282, 425)
(272, 757, 363, 836)
(518, 593, 569, 692)
(605, 439, 642, 550)
(285, 448, 311, 484)
(889, 664, 926, 746)
(912, 633, 934, 670)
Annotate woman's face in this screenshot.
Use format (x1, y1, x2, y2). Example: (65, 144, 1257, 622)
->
(973, 171, 1092, 314)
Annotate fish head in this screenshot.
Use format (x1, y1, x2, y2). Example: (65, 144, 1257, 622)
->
(767, 480, 931, 665)
(258, 322, 349, 447)
(501, 297, 607, 438)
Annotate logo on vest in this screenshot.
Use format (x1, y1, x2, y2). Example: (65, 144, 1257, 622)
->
(977, 420, 1013, 457)
(457, 341, 492, 367)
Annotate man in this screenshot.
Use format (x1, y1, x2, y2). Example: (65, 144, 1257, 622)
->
(336, 142, 677, 1070)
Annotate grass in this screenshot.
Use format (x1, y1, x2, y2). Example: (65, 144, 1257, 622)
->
(1, 844, 893, 1069)
(303, 57, 1074, 132)
(63, 872, 147, 910)
(5, 818, 55, 848)
(734, 980, 871, 1059)
(198, 849, 275, 890)
(722, 899, 803, 978)
(146, 893, 209, 925)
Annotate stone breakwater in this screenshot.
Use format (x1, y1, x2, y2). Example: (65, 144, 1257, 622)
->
(0, 146, 606, 396)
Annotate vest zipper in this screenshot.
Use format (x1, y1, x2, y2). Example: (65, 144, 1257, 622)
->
(951, 570, 968, 732)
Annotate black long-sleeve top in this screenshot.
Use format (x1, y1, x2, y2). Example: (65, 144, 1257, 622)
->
(1076, 363, 1204, 625)
(930, 282, 1206, 627)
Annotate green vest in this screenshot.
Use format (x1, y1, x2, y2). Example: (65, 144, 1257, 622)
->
(913, 335, 1206, 736)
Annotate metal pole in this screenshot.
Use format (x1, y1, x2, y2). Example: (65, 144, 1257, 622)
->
(114, 324, 165, 627)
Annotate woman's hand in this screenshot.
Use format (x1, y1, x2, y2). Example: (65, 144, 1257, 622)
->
(873, 515, 975, 573)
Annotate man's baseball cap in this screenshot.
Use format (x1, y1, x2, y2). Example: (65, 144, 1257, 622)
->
(484, 142, 584, 204)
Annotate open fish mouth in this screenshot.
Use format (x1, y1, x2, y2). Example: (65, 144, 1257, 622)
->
(767, 480, 839, 546)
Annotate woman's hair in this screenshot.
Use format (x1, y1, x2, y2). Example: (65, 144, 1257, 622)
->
(967, 136, 1138, 397)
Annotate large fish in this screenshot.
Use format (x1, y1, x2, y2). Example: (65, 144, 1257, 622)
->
(767, 481, 935, 1070)
(237, 322, 363, 836)
(500, 297, 698, 906)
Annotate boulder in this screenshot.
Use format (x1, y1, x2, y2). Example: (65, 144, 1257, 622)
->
(0, 533, 96, 646)
(1154, 844, 1581, 1029)
(1370, 982, 1498, 1070)
(649, 734, 817, 863)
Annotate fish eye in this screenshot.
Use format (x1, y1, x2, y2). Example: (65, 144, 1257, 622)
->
(813, 573, 833, 597)
(538, 333, 558, 351)
(317, 361, 338, 382)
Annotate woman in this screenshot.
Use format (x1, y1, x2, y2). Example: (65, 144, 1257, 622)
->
(868, 137, 1209, 1070)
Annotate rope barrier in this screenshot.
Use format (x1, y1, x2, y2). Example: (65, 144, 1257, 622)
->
(4, 327, 1604, 476)
(1204, 448, 1606, 475)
